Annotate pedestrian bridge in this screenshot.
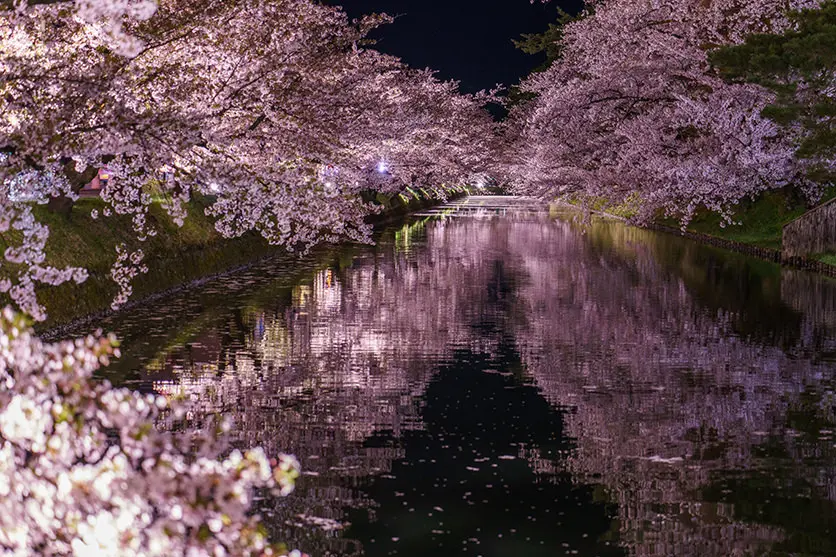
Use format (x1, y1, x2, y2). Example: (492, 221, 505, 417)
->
(414, 195, 548, 218)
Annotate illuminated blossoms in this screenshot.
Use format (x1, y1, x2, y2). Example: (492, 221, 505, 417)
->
(504, 0, 825, 224)
(0, 0, 496, 320)
(0, 307, 301, 555)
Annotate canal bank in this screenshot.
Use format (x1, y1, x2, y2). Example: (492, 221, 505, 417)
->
(24, 190, 458, 331)
(16, 196, 272, 330)
(553, 196, 836, 280)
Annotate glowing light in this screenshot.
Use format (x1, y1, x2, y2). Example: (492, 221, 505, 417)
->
(377, 161, 388, 173)
(209, 182, 220, 193)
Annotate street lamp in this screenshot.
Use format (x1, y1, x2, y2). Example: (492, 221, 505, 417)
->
(99, 168, 111, 188)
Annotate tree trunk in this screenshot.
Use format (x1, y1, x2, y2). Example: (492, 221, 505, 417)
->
(46, 195, 76, 216)
(46, 159, 100, 217)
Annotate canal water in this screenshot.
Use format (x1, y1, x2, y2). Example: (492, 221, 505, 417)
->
(67, 196, 836, 556)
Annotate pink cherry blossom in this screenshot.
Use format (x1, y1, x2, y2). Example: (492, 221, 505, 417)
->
(502, 0, 824, 224)
(0, 306, 302, 555)
(1, 0, 495, 320)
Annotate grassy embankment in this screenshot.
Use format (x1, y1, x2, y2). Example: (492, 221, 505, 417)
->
(568, 188, 836, 262)
(0, 189, 451, 327)
(0, 195, 273, 327)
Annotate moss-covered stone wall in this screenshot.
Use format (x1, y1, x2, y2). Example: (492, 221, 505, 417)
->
(783, 197, 836, 258)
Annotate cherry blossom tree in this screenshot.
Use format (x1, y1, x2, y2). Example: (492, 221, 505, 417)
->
(0, 0, 496, 320)
(0, 0, 159, 56)
(0, 306, 302, 555)
(711, 0, 836, 185)
(503, 0, 825, 224)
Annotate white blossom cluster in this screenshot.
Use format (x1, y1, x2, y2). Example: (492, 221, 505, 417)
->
(0, 307, 302, 555)
(109, 244, 147, 310)
(74, 0, 158, 55)
(0, 192, 88, 320)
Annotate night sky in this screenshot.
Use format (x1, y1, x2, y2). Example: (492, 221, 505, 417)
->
(328, 0, 585, 93)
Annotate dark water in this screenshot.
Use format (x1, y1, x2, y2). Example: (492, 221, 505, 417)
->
(67, 196, 836, 557)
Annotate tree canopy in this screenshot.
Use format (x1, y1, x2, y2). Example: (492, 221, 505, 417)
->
(711, 1, 836, 183)
(501, 0, 829, 225)
(2, 0, 835, 319)
(1, 0, 496, 319)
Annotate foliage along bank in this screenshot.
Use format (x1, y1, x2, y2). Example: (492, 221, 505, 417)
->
(559, 187, 836, 281)
(0, 195, 268, 328)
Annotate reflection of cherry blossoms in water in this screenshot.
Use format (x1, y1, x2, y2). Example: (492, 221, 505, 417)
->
(512, 217, 836, 557)
(89, 198, 836, 556)
(127, 212, 557, 553)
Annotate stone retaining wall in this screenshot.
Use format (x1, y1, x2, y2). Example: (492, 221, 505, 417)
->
(783, 197, 836, 258)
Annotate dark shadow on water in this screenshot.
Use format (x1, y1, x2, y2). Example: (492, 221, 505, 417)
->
(345, 341, 624, 557)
